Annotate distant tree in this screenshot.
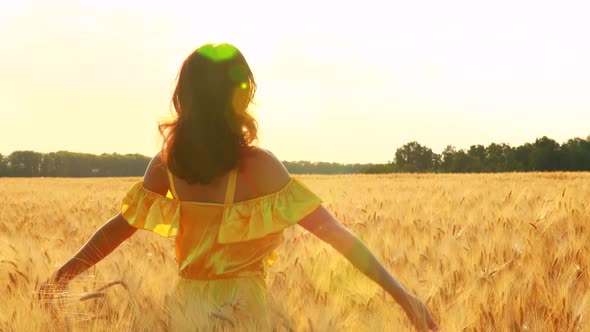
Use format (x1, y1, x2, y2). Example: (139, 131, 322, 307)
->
(530, 136, 561, 171)
(124, 154, 151, 176)
(0, 154, 5, 176)
(349, 163, 365, 173)
(440, 145, 457, 172)
(467, 145, 486, 172)
(36, 151, 150, 177)
(513, 143, 533, 171)
(359, 163, 399, 174)
(40, 153, 55, 176)
(394, 141, 436, 172)
(50, 151, 79, 177)
(451, 150, 473, 173)
(432, 153, 442, 172)
(485, 143, 514, 172)
(283, 161, 311, 174)
(7, 151, 43, 176)
(282, 160, 367, 174)
(561, 137, 590, 171)
(468, 144, 485, 161)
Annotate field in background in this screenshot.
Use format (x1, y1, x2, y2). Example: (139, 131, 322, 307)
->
(1, 173, 589, 331)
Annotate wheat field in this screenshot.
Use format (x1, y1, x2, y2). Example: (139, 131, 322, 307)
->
(1, 173, 589, 331)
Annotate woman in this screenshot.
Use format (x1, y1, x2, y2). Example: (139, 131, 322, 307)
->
(39, 43, 438, 331)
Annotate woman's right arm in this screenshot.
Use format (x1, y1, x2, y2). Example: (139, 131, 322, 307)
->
(298, 206, 439, 331)
(257, 148, 437, 330)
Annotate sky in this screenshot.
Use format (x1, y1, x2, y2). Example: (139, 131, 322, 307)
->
(1, 0, 589, 163)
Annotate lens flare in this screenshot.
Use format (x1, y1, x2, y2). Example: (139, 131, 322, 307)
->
(197, 43, 238, 62)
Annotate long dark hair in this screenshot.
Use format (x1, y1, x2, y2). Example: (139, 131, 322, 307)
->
(159, 43, 258, 184)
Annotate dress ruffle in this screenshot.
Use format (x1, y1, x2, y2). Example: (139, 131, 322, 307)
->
(120, 178, 322, 243)
(121, 182, 180, 238)
(217, 178, 323, 244)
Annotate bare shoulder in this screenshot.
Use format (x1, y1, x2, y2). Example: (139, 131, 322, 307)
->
(241, 146, 291, 195)
(141, 152, 169, 196)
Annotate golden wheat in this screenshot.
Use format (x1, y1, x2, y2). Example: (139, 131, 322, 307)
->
(0, 173, 589, 331)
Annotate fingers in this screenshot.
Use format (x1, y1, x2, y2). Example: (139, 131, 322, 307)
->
(37, 280, 67, 309)
(428, 317, 439, 330)
(421, 305, 438, 331)
(408, 300, 438, 332)
(426, 311, 439, 331)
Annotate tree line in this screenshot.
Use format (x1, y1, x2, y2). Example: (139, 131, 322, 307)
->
(0, 151, 364, 177)
(1, 135, 588, 177)
(0, 151, 150, 177)
(360, 135, 590, 173)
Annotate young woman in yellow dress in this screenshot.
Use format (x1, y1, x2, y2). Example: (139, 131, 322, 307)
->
(39, 43, 438, 331)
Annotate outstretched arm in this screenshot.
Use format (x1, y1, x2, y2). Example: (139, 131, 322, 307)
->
(50, 213, 136, 284)
(240, 147, 437, 330)
(298, 206, 439, 331)
(40, 153, 169, 299)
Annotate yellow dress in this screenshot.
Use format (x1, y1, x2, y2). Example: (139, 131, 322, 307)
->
(120, 168, 323, 331)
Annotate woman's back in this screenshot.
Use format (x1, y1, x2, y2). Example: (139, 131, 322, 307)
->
(170, 147, 291, 205)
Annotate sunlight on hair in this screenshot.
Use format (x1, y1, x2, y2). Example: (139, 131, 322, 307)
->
(229, 63, 249, 82)
(230, 87, 251, 120)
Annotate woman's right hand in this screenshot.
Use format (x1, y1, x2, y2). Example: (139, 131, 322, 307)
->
(38, 270, 69, 307)
(400, 292, 439, 331)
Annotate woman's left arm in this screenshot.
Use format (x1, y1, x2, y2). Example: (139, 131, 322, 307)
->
(39, 213, 136, 299)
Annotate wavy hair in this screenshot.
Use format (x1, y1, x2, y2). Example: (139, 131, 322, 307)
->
(159, 43, 258, 184)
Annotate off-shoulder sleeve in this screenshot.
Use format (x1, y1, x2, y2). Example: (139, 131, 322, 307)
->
(217, 178, 322, 244)
(121, 182, 180, 238)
